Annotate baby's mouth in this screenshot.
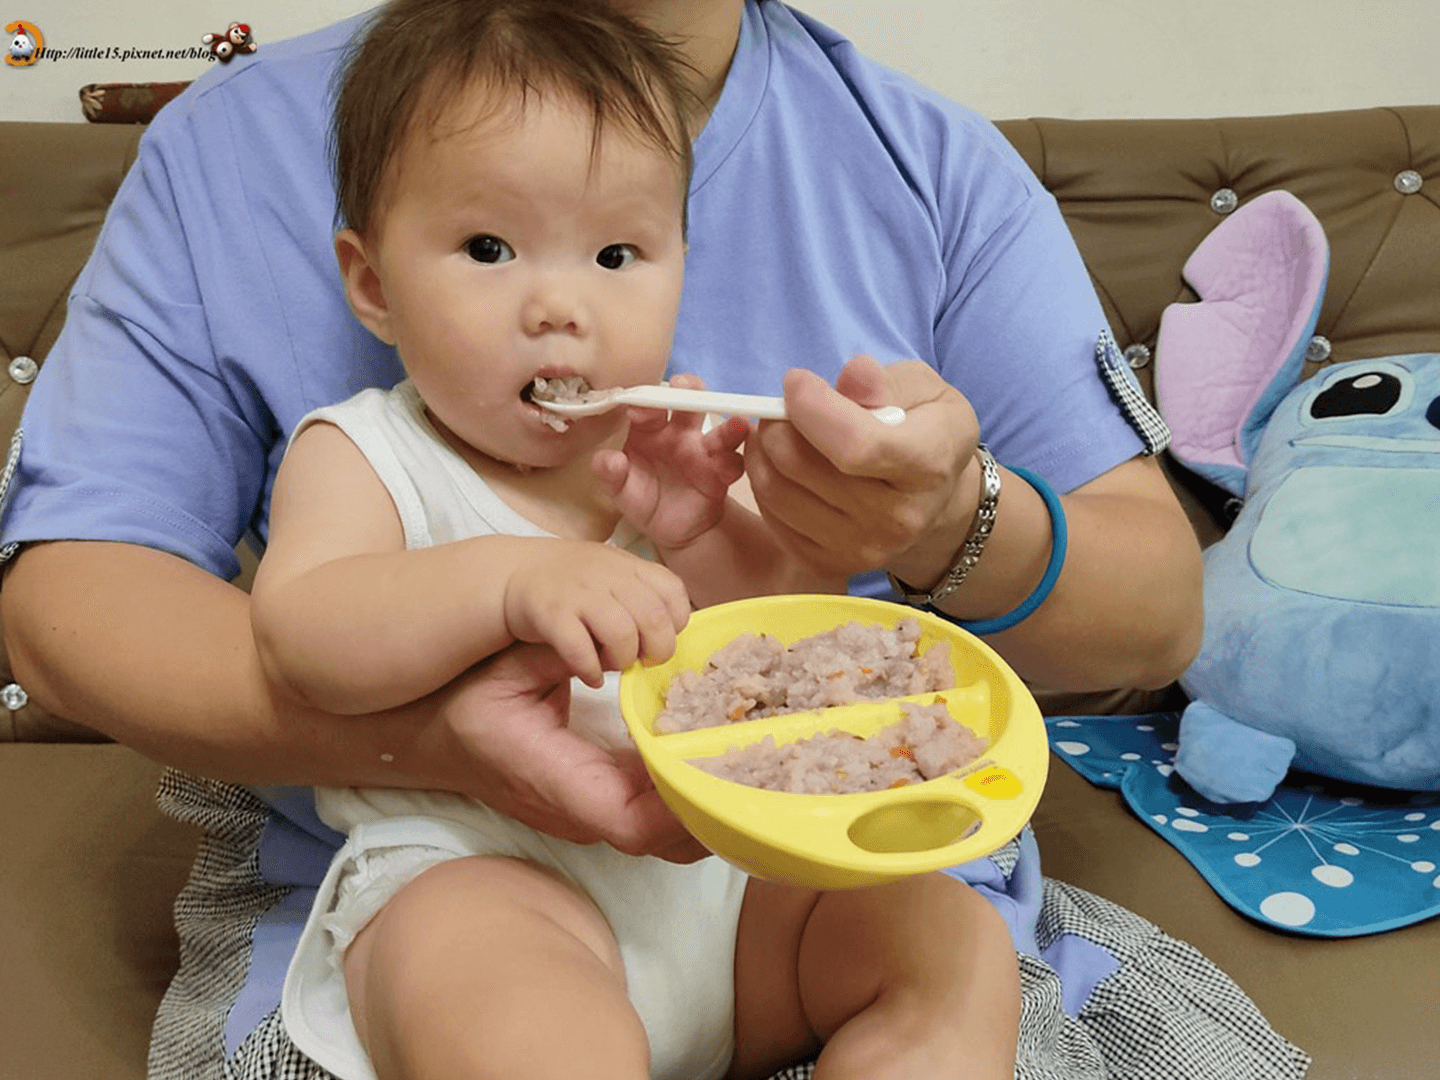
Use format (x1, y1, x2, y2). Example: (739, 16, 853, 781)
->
(526, 374, 596, 405)
(523, 375, 596, 433)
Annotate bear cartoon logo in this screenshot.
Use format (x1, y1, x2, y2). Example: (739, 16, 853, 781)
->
(202, 20, 256, 63)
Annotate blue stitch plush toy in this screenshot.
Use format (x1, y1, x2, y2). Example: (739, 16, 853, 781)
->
(1153, 190, 1440, 805)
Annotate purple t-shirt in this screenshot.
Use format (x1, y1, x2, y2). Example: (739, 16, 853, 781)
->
(2, 3, 1140, 571)
(1, 0, 1146, 1049)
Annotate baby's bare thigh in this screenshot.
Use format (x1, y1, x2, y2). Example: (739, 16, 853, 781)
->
(730, 877, 824, 1080)
(345, 855, 645, 1080)
(731, 872, 1002, 1080)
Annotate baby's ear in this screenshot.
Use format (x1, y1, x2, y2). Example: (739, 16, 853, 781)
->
(335, 228, 395, 344)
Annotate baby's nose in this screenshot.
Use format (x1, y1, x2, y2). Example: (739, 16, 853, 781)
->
(522, 274, 588, 337)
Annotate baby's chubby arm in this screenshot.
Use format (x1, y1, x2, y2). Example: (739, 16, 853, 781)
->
(594, 375, 847, 607)
(251, 421, 690, 716)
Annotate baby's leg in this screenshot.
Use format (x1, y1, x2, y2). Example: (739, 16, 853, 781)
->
(731, 874, 1020, 1080)
(344, 854, 648, 1080)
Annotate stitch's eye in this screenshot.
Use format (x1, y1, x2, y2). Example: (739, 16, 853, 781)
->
(1308, 371, 1403, 419)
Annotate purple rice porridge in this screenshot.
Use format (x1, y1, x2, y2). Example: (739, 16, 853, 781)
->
(655, 617, 986, 794)
(529, 374, 599, 404)
(693, 700, 988, 795)
(527, 375, 606, 432)
(656, 617, 954, 733)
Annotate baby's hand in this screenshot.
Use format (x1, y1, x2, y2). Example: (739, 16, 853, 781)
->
(593, 374, 750, 551)
(503, 541, 691, 688)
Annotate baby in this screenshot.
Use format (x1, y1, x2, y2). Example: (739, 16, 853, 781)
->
(250, 1, 1022, 1078)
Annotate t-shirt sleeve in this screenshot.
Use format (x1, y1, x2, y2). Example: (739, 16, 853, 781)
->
(854, 57, 1153, 492)
(934, 179, 1148, 491)
(0, 104, 276, 580)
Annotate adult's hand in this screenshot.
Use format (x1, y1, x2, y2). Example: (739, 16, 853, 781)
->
(744, 354, 982, 585)
(744, 358, 1204, 693)
(426, 642, 709, 863)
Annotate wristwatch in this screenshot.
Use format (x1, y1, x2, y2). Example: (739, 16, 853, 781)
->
(888, 443, 1001, 608)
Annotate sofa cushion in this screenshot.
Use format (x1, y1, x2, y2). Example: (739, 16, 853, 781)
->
(0, 743, 199, 1079)
(1033, 756, 1440, 1079)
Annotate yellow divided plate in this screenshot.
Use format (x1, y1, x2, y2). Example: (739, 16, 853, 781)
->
(619, 594, 1047, 889)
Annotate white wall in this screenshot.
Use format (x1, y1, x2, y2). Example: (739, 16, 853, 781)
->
(814, 0, 1440, 121)
(8, 0, 1439, 124)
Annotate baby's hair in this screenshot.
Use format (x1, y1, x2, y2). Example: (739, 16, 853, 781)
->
(331, 0, 700, 237)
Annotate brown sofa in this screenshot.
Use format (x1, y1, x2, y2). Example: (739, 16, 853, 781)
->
(3, 109, 1439, 1080)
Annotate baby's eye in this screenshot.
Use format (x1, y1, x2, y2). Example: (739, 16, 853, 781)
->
(596, 244, 638, 270)
(465, 235, 515, 264)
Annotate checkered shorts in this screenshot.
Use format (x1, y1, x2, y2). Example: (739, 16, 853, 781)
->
(149, 771, 1308, 1080)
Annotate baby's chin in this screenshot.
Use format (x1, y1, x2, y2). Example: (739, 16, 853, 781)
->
(426, 404, 572, 476)
(487, 418, 623, 475)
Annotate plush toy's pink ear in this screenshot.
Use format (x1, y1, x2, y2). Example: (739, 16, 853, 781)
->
(1153, 190, 1328, 496)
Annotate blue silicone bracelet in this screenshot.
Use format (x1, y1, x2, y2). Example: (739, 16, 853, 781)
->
(954, 465, 1067, 636)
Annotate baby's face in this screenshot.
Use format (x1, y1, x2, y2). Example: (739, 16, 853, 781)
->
(365, 84, 687, 470)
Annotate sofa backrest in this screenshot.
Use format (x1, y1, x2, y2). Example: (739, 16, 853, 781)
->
(996, 107, 1440, 368)
(995, 107, 1440, 531)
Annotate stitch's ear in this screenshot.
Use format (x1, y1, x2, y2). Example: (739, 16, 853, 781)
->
(1153, 190, 1328, 496)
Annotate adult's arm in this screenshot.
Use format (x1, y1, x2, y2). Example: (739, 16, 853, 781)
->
(745, 357, 1203, 693)
(1, 540, 706, 862)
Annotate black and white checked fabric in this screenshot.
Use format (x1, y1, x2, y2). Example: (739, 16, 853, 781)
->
(225, 1009, 333, 1080)
(0, 429, 24, 562)
(150, 773, 1308, 1080)
(988, 836, 1023, 878)
(1096, 329, 1171, 457)
(1021, 880, 1311, 1080)
(150, 771, 290, 1080)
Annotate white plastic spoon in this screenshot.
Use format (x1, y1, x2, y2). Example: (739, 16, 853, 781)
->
(531, 382, 906, 425)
